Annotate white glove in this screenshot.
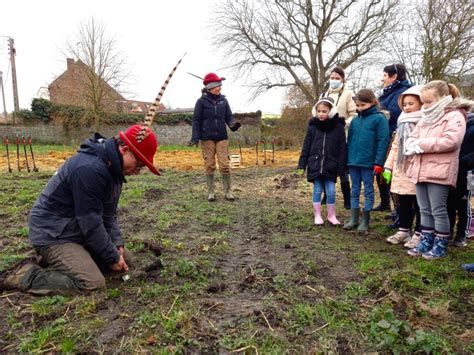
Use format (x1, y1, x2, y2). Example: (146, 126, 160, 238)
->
(404, 140, 423, 156)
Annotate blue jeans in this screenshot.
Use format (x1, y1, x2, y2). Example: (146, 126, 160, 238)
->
(349, 167, 374, 211)
(313, 177, 336, 204)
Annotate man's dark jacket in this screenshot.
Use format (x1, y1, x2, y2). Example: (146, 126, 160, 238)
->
(379, 80, 412, 133)
(28, 134, 125, 264)
(298, 115, 347, 182)
(191, 92, 236, 142)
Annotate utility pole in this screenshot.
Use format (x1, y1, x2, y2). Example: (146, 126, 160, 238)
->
(0, 71, 7, 120)
(8, 38, 19, 122)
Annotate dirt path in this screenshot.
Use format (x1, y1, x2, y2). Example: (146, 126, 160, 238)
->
(0, 147, 300, 172)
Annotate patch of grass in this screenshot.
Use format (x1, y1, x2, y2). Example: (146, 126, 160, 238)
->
(19, 317, 68, 352)
(344, 281, 370, 299)
(354, 252, 395, 273)
(31, 295, 70, 316)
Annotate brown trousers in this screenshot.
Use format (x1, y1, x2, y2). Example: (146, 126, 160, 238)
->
(201, 139, 230, 176)
(22, 243, 127, 294)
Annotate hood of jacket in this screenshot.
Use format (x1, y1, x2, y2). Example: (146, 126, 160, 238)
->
(77, 133, 125, 183)
(444, 98, 474, 119)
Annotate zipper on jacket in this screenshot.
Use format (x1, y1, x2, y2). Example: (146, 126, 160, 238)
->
(320, 132, 326, 174)
(214, 102, 218, 135)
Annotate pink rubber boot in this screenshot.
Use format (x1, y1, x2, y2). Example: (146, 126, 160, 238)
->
(313, 202, 324, 225)
(327, 204, 341, 225)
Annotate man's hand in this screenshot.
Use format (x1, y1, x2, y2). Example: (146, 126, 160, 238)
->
(187, 139, 198, 147)
(373, 165, 383, 175)
(110, 255, 129, 272)
(382, 169, 392, 184)
(230, 122, 241, 132)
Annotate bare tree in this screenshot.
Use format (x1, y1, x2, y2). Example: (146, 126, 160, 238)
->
(386, 0, 473, 84)
(211, 0, 400, 106)
(420, 0, 473, 82)
(64, 17, 129, 129)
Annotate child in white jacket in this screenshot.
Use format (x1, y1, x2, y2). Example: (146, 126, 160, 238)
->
(383, 86, 423, 247)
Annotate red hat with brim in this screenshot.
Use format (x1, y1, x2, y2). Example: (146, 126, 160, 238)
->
(203, 72, 226, 85)
(119, 124, 160, 176)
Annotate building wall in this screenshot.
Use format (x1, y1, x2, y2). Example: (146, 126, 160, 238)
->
(49, 60, 126, 113)
(0, 121, 261, 146)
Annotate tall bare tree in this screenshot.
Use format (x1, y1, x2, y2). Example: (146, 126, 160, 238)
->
(211, 0, 400, 105)
(420, 0, 473, 82)
(386, 0, 473, 85)
(64, 17, 129, 129)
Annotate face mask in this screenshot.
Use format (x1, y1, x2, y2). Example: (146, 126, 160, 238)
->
(329, 79, 342, 89)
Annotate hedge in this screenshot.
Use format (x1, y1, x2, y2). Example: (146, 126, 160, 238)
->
(16, 99, 193, 126)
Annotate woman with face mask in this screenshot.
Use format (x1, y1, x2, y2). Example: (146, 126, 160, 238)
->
(319, 67, 357, 129)
(317, 67, 356, 209)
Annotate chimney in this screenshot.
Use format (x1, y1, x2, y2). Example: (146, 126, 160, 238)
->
(66, 58, 74, 70)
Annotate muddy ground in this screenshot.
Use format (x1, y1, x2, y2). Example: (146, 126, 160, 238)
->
(0, 150, 473, 353)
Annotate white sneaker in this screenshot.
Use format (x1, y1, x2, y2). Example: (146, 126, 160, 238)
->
(404, 233, 421, 249)
(386, 231, 411, 244)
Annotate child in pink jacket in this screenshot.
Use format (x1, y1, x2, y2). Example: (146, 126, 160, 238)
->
(405, 81, 466, 259)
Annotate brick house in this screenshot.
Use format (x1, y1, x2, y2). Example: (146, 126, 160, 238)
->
(48, 58, 165, 113)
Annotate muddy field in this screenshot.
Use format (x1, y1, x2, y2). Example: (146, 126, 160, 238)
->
(0, 149, 473, 353)
(0, 147, 300, 173)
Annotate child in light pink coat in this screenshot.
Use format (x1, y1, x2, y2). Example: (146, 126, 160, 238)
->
(405, 81, 466, 259)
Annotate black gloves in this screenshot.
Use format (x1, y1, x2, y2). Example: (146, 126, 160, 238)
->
(187, 140, 198, 147)
(230, 122, 241, 132)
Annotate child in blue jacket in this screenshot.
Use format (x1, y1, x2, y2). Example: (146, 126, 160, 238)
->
(343, 89, 390, 233)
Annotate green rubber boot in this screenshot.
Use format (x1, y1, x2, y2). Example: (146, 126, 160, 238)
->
(206, 175, 216, 201)
(222, 175, 235, 201)
(343, 208, 360, 230)
(357, 210, 371, 233)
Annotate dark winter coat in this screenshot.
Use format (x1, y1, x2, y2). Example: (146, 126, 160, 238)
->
(298, 115, 347, 182)
(28, 134, 125, 265)
(191, 92, 236, 142)
(379, 80, 412, 133)
(347, 105, 390, 169)
(456, 114, 474, 194)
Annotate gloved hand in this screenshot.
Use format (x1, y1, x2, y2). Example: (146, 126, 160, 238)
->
(373, 165, 383, 175)
(404, 140, 423, 155)
(187, 139, 198, 147)
(382, 169, 392, 184)
(230, 122, 241, 132)
(296, 168, 305, 176)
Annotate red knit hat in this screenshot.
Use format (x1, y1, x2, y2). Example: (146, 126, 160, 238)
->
(203, 72, 226, 85)
(119, 125, 160, 175)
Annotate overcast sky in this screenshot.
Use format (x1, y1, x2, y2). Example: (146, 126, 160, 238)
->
(0, 0, 285, 115)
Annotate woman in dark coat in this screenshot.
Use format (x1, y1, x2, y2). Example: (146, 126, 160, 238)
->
(375, 63, 413, 213)
(298, 97, 347, 225)
(188, 73, 241, 201)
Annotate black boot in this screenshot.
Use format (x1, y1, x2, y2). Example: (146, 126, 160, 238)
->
(341, 181, 351, 210)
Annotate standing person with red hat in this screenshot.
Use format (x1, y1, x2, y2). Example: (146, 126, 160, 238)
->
(0, 125, 159, 294)
(188, 72, 241, 201)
